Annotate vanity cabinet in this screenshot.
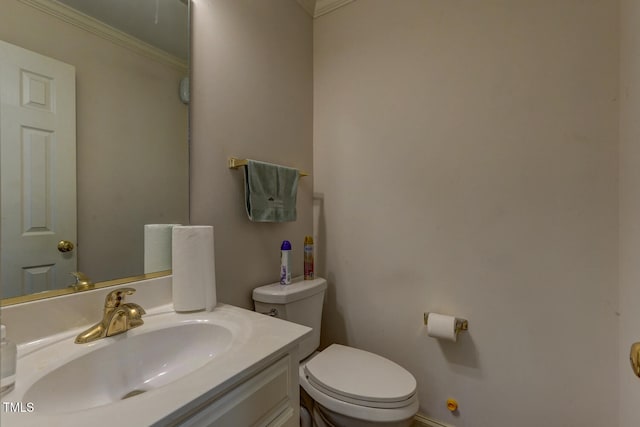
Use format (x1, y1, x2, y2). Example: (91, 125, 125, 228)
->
(177, 354, 298, 427)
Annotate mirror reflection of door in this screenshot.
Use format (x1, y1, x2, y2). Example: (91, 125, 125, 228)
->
(0, 40, 77, 298)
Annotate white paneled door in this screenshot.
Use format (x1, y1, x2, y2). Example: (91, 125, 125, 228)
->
(0, 40, 76, 299)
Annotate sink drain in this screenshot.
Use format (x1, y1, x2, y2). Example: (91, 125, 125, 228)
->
(121, 389, 146, 400)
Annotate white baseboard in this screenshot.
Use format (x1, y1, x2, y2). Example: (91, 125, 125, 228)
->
(413, 413, 455, 427)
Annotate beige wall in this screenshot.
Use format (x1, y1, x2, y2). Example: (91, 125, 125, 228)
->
(0, 0, 189, 283)
(619, 0, 640, 425)
(314, 1, 619, 425)
(190, 0, 313, 308)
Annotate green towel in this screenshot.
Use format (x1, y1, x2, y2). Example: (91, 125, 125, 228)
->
(244, 160, 300, 222)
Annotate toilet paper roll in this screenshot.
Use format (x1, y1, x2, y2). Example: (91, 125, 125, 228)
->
(144, 224, 180, 274)
(172, 226, 217, 312)
(426, 313, 458, 342)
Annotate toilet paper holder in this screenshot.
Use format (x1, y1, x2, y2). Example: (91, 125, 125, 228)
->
(423, 312, 469, 334)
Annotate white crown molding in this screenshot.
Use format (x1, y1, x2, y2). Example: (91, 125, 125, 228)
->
(295, 0, 316, 16)
(295, 0, 355, 18)
(17, 0, 187, 72)
(314, 0, 354, 17)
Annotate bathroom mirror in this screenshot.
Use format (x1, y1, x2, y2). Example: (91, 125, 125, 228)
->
(0, 0, 190, 304)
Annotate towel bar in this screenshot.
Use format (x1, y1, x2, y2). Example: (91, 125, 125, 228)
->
(228, 157, 309, 177)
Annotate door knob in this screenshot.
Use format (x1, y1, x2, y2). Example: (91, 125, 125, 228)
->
(631, 342, 640, 378)
(57, 240, 74, 253)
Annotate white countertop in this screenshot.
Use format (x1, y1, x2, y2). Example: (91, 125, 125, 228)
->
(1, 303, 311, 427)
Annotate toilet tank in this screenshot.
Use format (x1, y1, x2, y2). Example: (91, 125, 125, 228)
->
(253, 277, 327, 361)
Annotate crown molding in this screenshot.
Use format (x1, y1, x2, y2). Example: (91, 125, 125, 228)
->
(314, 0, 354, 17)
(17, 0, 187, 72)
(295, 0, 316, 16)
(295, 0, 355, 18)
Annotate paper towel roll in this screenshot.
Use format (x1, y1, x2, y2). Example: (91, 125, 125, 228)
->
(172, 226, 217, 312)
(144, 224, 180, 274)
(426, 313, 458, 342)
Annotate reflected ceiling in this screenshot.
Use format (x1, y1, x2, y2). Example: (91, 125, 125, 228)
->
(57, 0, 188, 60)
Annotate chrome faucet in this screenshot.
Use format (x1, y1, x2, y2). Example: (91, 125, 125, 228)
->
(74, 288, 146, 344)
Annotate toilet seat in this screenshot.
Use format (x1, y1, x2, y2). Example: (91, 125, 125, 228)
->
(303, 344, 416, 409)
(299, 350, 419, 423)
(299, 345, 419, 424)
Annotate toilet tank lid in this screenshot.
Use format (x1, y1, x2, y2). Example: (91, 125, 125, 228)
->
(253, 277, 327, 304)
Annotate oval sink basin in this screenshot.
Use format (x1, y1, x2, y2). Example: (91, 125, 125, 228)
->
(22, 322, 233, 414)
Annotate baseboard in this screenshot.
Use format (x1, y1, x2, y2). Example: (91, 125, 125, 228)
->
(413, 413, 454, 427)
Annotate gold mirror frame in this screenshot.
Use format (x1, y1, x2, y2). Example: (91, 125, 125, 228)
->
(1, 271, 170, 306)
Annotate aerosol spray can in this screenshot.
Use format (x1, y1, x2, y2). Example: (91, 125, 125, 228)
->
(280, 240, 292, 285)
(304, 236, 314, 280)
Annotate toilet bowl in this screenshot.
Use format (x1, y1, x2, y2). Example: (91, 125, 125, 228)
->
(300, 345, 418, 426)
(253, 277, 419, 427)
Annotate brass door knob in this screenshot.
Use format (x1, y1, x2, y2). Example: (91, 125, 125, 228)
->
(57, 240, 75, 253)
(630, 342, 640, 378)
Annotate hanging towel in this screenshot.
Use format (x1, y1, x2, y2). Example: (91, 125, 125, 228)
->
(244, 159, 300, 222)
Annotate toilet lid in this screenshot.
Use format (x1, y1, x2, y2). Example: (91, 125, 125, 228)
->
(303, 344, 416, 409)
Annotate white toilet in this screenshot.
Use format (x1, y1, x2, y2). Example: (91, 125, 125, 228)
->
(253, 277, 419, 427)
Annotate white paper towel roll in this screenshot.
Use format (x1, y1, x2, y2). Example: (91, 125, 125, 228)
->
(144, 224, 180, 274)
(426, 313, 458, 342)
(172, 226, 217, 312)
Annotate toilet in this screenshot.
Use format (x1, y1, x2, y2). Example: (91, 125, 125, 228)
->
(253, 277, 419, 427)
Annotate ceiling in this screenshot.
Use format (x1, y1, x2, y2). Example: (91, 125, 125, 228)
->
(57, 0, 188, 60)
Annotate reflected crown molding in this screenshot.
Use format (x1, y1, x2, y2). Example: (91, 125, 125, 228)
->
(18, 0, 187, 71)
(295, 0, 355, 18)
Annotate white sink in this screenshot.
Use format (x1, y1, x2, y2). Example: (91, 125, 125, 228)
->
(23, 322, 233, 414)
(6, 305, 249, 417)
(3, 302, 310, 427)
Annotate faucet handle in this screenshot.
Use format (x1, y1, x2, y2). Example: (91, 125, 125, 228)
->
(104, 287, 136, 308)
(69, 272, 94, 291)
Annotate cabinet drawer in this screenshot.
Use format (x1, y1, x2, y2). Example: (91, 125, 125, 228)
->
(181, 355, 293, 427)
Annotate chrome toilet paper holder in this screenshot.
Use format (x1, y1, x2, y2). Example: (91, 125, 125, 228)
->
(423, 312, 469, 334)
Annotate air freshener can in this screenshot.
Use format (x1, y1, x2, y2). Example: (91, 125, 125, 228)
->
(280, 240, 292, 285)
(304, 236, 314, 280)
